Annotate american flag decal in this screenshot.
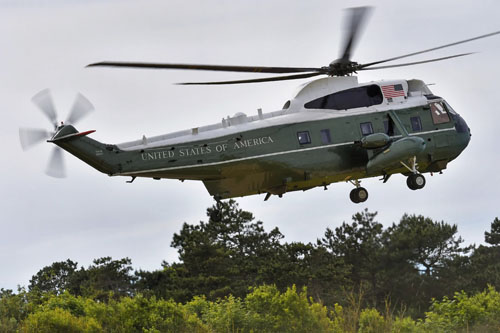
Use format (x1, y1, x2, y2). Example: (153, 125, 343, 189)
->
(381, 84, 405, 98)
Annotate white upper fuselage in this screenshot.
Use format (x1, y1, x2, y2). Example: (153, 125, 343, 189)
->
(117, 76, 433, 151)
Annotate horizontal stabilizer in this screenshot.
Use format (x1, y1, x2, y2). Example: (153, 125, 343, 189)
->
(48, 130, 96, 143)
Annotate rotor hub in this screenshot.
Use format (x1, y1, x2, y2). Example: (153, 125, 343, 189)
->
(325, 61, 360, 76)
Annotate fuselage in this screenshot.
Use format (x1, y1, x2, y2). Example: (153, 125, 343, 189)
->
(53, 76, 470, 199)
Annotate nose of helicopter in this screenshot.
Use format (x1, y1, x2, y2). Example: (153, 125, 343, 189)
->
(454, 114, 471, 150)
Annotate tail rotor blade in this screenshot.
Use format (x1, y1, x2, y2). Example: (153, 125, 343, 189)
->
(45, 147, 66, 178)
(19, 128, 51, 151)
(32, 89, 58, 126)
(66, 93, 94, 124)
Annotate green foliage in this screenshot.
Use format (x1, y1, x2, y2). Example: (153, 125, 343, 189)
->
(463, 245, 500, 293)
(485, 217, 500, 246)
(28, 257, 136, 303)
(4, 206, 500, 332)
(379, 214, 473, 315)
(391, 316, 422, 333)
(320, 210, 383, 283)
(11, 291, 207, 332)
(201, 295, 249, 332)
(186, 285, 335, 332)
(28, 259, 78, 295)
(422, 286, 500, 332)
(0, 288, 33, 332)
(165, 200, 287, 301)
(386, 214, 469, 277)
(244, 285, 334, 332)
(5, 282, 500, 332)
(358, 308, 386, 333)
(22, 307, 101, 333)
(80, 257, 136, 301)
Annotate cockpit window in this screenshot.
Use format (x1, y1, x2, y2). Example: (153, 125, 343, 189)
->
(304, 85, 383, 110)
(430, 102, 451, 124)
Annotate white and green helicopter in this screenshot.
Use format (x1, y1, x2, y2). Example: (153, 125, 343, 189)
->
(19, 7, 499, 219)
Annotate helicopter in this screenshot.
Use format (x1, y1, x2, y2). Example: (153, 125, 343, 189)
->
(19, 7, 499, 219)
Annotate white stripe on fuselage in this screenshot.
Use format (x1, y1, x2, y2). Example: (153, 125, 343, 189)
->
(117, 127, 456, 176)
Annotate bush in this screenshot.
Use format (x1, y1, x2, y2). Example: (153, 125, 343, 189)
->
(244, 285, 334, 332)
(358, 308, 386, 333)
(422, 286, 500, 332)
(391, 316, 422, 333)
(22, 307, 101, 333)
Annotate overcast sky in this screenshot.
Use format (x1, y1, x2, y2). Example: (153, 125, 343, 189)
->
(1, 0, 500, 290)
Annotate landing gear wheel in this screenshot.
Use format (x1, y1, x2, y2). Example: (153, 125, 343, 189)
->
(407, 174, 426, 190)
(350, 187, 368, 203)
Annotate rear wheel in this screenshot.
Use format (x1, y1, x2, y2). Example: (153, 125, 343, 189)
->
(350, 187, 368, 203)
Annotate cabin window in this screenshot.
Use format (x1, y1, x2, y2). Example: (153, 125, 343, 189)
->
(360, 122, 374, 136)
(430, 102, 451, 124)
(297, 131, 311, 145)
(410, 116, 422, 132)
(304, 84, 383, 110)
(320, 129, 332, 144)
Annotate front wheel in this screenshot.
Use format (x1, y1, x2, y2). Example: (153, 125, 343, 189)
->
(407, 174, 426, 190)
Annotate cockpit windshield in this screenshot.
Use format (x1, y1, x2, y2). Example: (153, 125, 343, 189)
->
(443, 100, 458, 115)
(429, 101, 451, 124)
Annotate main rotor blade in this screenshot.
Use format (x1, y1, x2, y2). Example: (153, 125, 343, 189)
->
(358, 53, 474, 71)
(87, 61, 322, 74)
(66, 93, 94, 124)
(360, 30, 500, 69)
(32, 89, 58, 126)
(339, 6, 373, 63)
(176, 72, 323, 85)
(19, 128, 51, 151)
(46, 147, 66, 178)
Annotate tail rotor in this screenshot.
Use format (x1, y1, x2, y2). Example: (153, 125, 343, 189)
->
(19, 89, 94, 178)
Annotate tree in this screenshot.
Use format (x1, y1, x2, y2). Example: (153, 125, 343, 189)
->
(319, 209, 384, 304)
(460, 217, 500, 293)
(386, 214, 469, 277)
(485, 217, 500, 246)
(382, 214, 472, 314)
(166, 200, 285, 300)
(28, 260, 78, 295)
(80, 257, 136, 301)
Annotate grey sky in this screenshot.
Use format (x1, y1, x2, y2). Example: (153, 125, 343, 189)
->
(1, 0, 500, 290)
